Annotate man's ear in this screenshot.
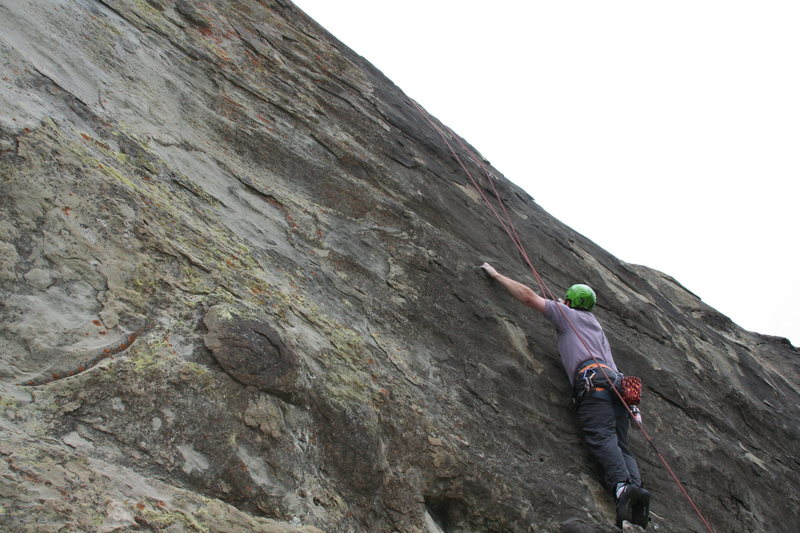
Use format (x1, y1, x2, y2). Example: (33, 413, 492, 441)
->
(564, 299, 572, 308)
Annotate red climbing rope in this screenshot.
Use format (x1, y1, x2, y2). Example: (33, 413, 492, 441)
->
(410, 100, 716, 533)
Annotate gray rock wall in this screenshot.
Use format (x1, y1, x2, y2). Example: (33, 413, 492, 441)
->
(1, 1, 798, 532)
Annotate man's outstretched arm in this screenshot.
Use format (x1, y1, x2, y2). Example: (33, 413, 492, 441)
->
(480, 263, 547, 313)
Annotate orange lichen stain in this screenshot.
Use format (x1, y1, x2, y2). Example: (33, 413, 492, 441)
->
(80, 133, 92, 142)
(199, 27, 213, 37)
(51, 374, 60, 380)
(256, 113, 270, 123)
(103, 348, 110, 354)
(135, 502, 146, 511)
(142, 176, 151, 181)
(62, 207, 71, 216)
(379, 388, 390, 397)
(98, 330, 107, 335)
(220, 94, 242, 109)
(250, 286, 262, 295)
(92, 320, 103, 327)
(77, 366, 85, 372)
(245, 51, 262, 67)
(156, 500, 166, 508)
(262, 196, 283, 209)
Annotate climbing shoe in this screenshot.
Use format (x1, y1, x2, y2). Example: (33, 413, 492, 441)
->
(631, 487, 651, 529)
(614, 483, 635, 527)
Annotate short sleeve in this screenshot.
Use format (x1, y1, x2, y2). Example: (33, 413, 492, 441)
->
(543, 300, 569, 334)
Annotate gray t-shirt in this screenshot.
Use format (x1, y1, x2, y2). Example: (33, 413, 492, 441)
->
(543, 300, 618, 385)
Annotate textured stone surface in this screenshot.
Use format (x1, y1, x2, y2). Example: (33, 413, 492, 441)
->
(0, 1, 798, 532)
(204, 305, 300, 401)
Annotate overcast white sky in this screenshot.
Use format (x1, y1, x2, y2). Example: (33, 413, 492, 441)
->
(293, 1, 799, 346)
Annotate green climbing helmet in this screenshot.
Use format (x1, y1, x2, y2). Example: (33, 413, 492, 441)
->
(565, 284, 596, 311)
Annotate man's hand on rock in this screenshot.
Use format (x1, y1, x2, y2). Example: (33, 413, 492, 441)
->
(480, 262, 498, 279)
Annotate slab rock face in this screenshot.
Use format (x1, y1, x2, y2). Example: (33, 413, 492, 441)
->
(0, 1, 798, 532)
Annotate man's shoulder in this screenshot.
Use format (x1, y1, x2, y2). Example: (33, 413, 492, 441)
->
(544, 301, 602, 328)
(543, 299, 569, 320)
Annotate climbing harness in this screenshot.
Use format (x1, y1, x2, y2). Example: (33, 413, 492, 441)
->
(409, 99, 717, 533)
(573, 359, 621, 404)
(572, 360, 643, 409)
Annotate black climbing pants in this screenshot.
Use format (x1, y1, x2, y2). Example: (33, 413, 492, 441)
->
(576, 393, 642, 492)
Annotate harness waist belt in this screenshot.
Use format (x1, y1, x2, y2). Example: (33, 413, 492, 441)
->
(575, 360, 618, 393)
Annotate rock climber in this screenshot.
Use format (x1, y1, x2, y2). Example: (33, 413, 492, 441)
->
(480, 262, 650, 529)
